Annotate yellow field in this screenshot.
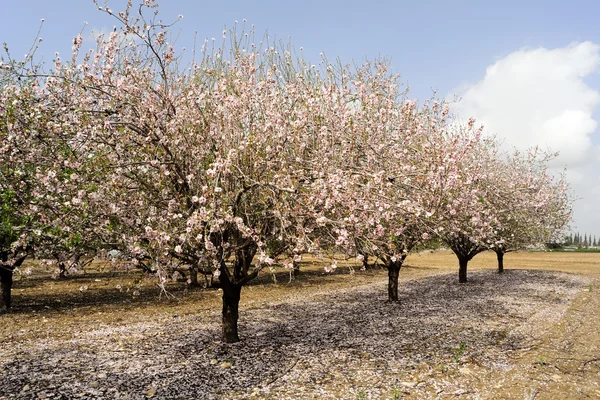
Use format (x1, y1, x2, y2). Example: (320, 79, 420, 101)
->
(404, 249, 600, 276)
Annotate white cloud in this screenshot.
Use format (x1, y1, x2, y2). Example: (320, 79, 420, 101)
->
(449, 42, 600, 235)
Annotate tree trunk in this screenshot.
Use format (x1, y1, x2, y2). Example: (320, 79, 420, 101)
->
(362, 254, 369, 270)
(387, 261, 402, 302)
(0, 266, 13, 309)
(221, 282, 242, 343)
(216, 244, 258, 343)
(291, 259, 300, 279)
(496, 250, 504, 273)
(52, 253, 67, 279)
(58, 262, 67, 279)
(1, 254, 27, 310)
(458, 256, 469, 283)
(189, 265, 199, 286)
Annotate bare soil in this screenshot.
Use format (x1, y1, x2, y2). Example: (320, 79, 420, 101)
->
(1, 251, 599, 399)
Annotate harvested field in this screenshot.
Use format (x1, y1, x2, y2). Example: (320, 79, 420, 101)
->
(1, 251, 599, 399)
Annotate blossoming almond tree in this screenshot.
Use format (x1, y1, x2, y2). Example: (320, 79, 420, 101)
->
(0, 53, 43, 309)
(323, 88, 461, 301)
(0, 47, 105, 308)
(486, 148, 573, 272)
(33, 1, 372, 342)
(431, 120, 500, 283)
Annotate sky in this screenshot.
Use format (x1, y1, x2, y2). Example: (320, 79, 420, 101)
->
(2, 0, 600, 238)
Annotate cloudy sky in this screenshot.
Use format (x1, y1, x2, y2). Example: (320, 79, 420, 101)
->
(2, 0, 599, 237)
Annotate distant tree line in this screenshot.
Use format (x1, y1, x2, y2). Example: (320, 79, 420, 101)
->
(564, 233, 598, 248)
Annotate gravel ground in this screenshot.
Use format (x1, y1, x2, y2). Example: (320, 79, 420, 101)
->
(0, 269, 594, 399)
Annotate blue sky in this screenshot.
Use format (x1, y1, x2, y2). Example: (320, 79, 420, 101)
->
(2, 0, 600, 238)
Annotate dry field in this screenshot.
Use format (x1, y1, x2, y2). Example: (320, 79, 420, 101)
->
(0, 251, 599, 399)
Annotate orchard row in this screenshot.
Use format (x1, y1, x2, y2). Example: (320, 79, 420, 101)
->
(0, 1, 571, 342)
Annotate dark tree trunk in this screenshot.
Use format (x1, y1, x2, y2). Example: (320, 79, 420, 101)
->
(291, 259, 300, 279)
(52, 253, 67, 279)
(203, 273, 214, 288)
(496, 250, 504, 273)
(448, 235, 485, 283)
(58, 262, 67, 279)
(221, 282, 242, 343)
(0, 254, 26, 310)
(387, 260, 402, 302)
(0, 266, 13, 309)
(216, 244, 259, 343)
(458, 256, 469, 283)
(189, 265, 199, 286)
(362, 254, 369, 270)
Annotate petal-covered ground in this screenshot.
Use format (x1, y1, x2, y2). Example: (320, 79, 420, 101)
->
(1, 265, 599, 399)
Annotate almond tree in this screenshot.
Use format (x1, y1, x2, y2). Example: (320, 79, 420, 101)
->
(0, 48, 100, 308)
(324, 90, 461, 301)
(30, 1, 369, 342)
(0, 51, 39, 309)
(486, 148, 573, 272)
(432, 120, 499, 283)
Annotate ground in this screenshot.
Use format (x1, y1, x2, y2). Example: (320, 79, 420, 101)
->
(0, 251, 599, 399)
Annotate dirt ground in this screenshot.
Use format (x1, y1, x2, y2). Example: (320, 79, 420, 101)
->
(0, 251, 599, 399)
